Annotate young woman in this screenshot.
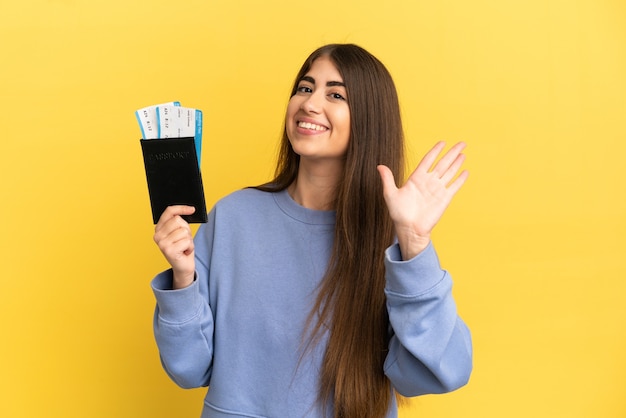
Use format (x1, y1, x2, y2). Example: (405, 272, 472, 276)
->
(151, 44, 472, 418)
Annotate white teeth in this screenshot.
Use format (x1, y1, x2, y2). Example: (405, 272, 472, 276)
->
(298, 121, 327, 131)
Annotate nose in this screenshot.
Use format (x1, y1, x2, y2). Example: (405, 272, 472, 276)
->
(301, 90, 323, 114)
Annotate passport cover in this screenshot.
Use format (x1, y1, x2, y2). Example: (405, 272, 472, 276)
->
(140, 137, 208, 224)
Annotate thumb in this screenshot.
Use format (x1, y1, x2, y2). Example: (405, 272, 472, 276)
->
(178, 205, 196, 214)
(377, 165, 397, 195)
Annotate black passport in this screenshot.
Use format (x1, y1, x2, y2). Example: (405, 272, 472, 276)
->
(140, 137, 208, 224)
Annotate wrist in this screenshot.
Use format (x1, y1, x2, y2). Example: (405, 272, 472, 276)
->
(172, 270, 195, 289)
(396, 230, 431, 261)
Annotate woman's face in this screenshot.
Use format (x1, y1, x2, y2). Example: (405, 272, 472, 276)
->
(285, 56, 351, 163)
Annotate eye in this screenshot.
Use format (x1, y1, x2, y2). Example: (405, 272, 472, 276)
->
(329, 92, 346, 101)
(296, 85, 313, 94)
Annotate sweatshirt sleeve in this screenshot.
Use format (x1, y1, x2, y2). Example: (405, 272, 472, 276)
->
(383, 242, 473, 397)
(151, 216, 216, 389)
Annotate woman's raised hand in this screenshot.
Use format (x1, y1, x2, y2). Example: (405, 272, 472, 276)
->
(377, 141, 469, 260)
(153, 205, 197, 289)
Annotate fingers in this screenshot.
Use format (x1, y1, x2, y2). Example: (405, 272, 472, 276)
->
(152, 206, 196, 288)
(435, 142, 469, 198)
(154, 206, 193, 239)
(434, 142, 466, 175)
(428, 141, 465, 174)
(440, 152, 466, 185)
(156, 205, 196, 230)
(154, 205, 195, 257)
(154, 225, 194, 257)
(377, 165, 398, 196)
(416, 141, 447, 174)
(413, 141, 468, 184)
(447, 169, 469, 196)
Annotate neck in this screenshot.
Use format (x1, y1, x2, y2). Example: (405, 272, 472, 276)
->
(288, 160, 343, 211)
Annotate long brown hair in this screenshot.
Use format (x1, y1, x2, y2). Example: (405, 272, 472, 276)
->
(257, 44, 405, 417)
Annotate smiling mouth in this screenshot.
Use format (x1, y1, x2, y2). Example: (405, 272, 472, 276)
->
(297, 121, 328, 131)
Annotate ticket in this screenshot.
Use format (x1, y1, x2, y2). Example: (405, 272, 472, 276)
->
(156, 105, 203, 163)
(135, 101, 180, 139)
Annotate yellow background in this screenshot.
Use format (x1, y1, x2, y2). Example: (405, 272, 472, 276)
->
(1, 0, 624, 417)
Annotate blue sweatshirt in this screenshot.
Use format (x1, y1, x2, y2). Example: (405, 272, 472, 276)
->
(151, 188, 472, 418)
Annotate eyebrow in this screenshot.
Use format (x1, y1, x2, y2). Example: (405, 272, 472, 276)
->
(300, 75, 345, 88)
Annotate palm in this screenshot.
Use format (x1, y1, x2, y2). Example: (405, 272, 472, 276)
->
(378, 141, 468, 252)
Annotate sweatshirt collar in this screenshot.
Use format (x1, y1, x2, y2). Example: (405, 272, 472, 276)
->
(273, 189, 336, 225)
